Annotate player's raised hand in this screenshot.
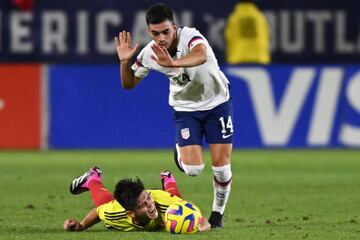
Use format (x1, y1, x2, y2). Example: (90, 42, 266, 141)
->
(115, 31, 139, 63)
(151, 44, 175, 67)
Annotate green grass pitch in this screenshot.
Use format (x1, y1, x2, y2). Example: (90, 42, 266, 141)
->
(0, 149, 360, 240)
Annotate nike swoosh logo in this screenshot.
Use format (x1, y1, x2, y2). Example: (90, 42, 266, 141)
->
(222, 133, 233, 139)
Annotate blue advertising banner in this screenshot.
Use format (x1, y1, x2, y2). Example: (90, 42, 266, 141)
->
(49, 64, 360, 148)
(227, 65, 360, 148)
(1, 0, 360, 63)
(49, 65, 173, 148)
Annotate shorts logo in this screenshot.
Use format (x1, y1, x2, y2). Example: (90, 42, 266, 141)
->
(222, 133, 233, 139)
(181, 128, 190, 140)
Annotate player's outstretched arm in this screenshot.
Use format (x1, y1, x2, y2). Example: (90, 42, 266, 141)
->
(63, 208, 100, 232)
(115, 31, 142, 89)
(151, 44, 207, 68)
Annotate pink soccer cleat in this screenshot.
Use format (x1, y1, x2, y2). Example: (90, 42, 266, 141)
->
(160, 170, 176, 190)
(69, 166, 102, 195)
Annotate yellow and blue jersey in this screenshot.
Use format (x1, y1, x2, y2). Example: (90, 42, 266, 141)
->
(96, 190, 183, 231)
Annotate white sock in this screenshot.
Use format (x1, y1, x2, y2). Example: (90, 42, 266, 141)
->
(176, 143, 204, 176)
(212, 164, 232, 215)
(182, 163, 204, 176)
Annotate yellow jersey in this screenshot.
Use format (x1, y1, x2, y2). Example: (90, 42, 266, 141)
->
(225, 2, 271, 64)
(96, 190, 183, 231)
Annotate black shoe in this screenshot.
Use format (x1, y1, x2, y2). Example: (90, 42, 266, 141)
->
(173, 143, 184, 172)
(208, 211, 224, 228)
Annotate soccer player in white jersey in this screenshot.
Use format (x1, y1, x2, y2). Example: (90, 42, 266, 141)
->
(114, 3, 233, 228)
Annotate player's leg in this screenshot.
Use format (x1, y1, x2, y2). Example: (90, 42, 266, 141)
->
(69, 166, 113, 207)
(160, 170, 182, 198)
(88, 180, 114, 207)
(204, 100, 234, 228)
(176, 145, 205, 175)
(208, 143, 232, 228)
(173, 110, 205, 176)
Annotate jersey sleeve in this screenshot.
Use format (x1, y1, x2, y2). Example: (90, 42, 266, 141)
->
(96, 200, 134, 231)
(96, 202, 108, 222)
(181, 27, 207, 51)
(131, 47, 150, 79)
(96, 201, 122, 224)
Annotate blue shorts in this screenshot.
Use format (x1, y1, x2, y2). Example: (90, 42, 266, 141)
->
(173, 100, 234, 147)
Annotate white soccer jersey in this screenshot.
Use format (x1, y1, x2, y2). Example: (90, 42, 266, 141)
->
(131, 26, 230, 111)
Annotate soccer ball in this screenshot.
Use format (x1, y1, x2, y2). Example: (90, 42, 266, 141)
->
(164, 201, 202, 234)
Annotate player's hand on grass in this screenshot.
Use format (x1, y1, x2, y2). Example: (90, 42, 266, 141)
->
(115, 31, 139, 63)
(63, 219, 83, 231)
(151, 44, 175, 67)
(198, 216, 211, 232)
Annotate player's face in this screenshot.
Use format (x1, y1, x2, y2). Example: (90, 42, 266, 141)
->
(133, 191, 158, 220)
(148, 20, 177, 50)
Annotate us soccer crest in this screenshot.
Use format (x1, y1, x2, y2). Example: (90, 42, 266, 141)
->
(181, 128, 190, 140)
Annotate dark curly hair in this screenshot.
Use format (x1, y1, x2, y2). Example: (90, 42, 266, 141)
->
(146, 3, 175, 25)
(113, 177, 145, 211)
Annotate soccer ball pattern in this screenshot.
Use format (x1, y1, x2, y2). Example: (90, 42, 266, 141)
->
(164, 201, 202, 234)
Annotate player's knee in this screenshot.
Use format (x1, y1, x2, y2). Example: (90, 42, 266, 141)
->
(182, 163, 204, 176)
(212, 164, 232, 183)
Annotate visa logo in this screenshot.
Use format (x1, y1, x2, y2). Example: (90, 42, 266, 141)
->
(227, 66, 360, 147)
